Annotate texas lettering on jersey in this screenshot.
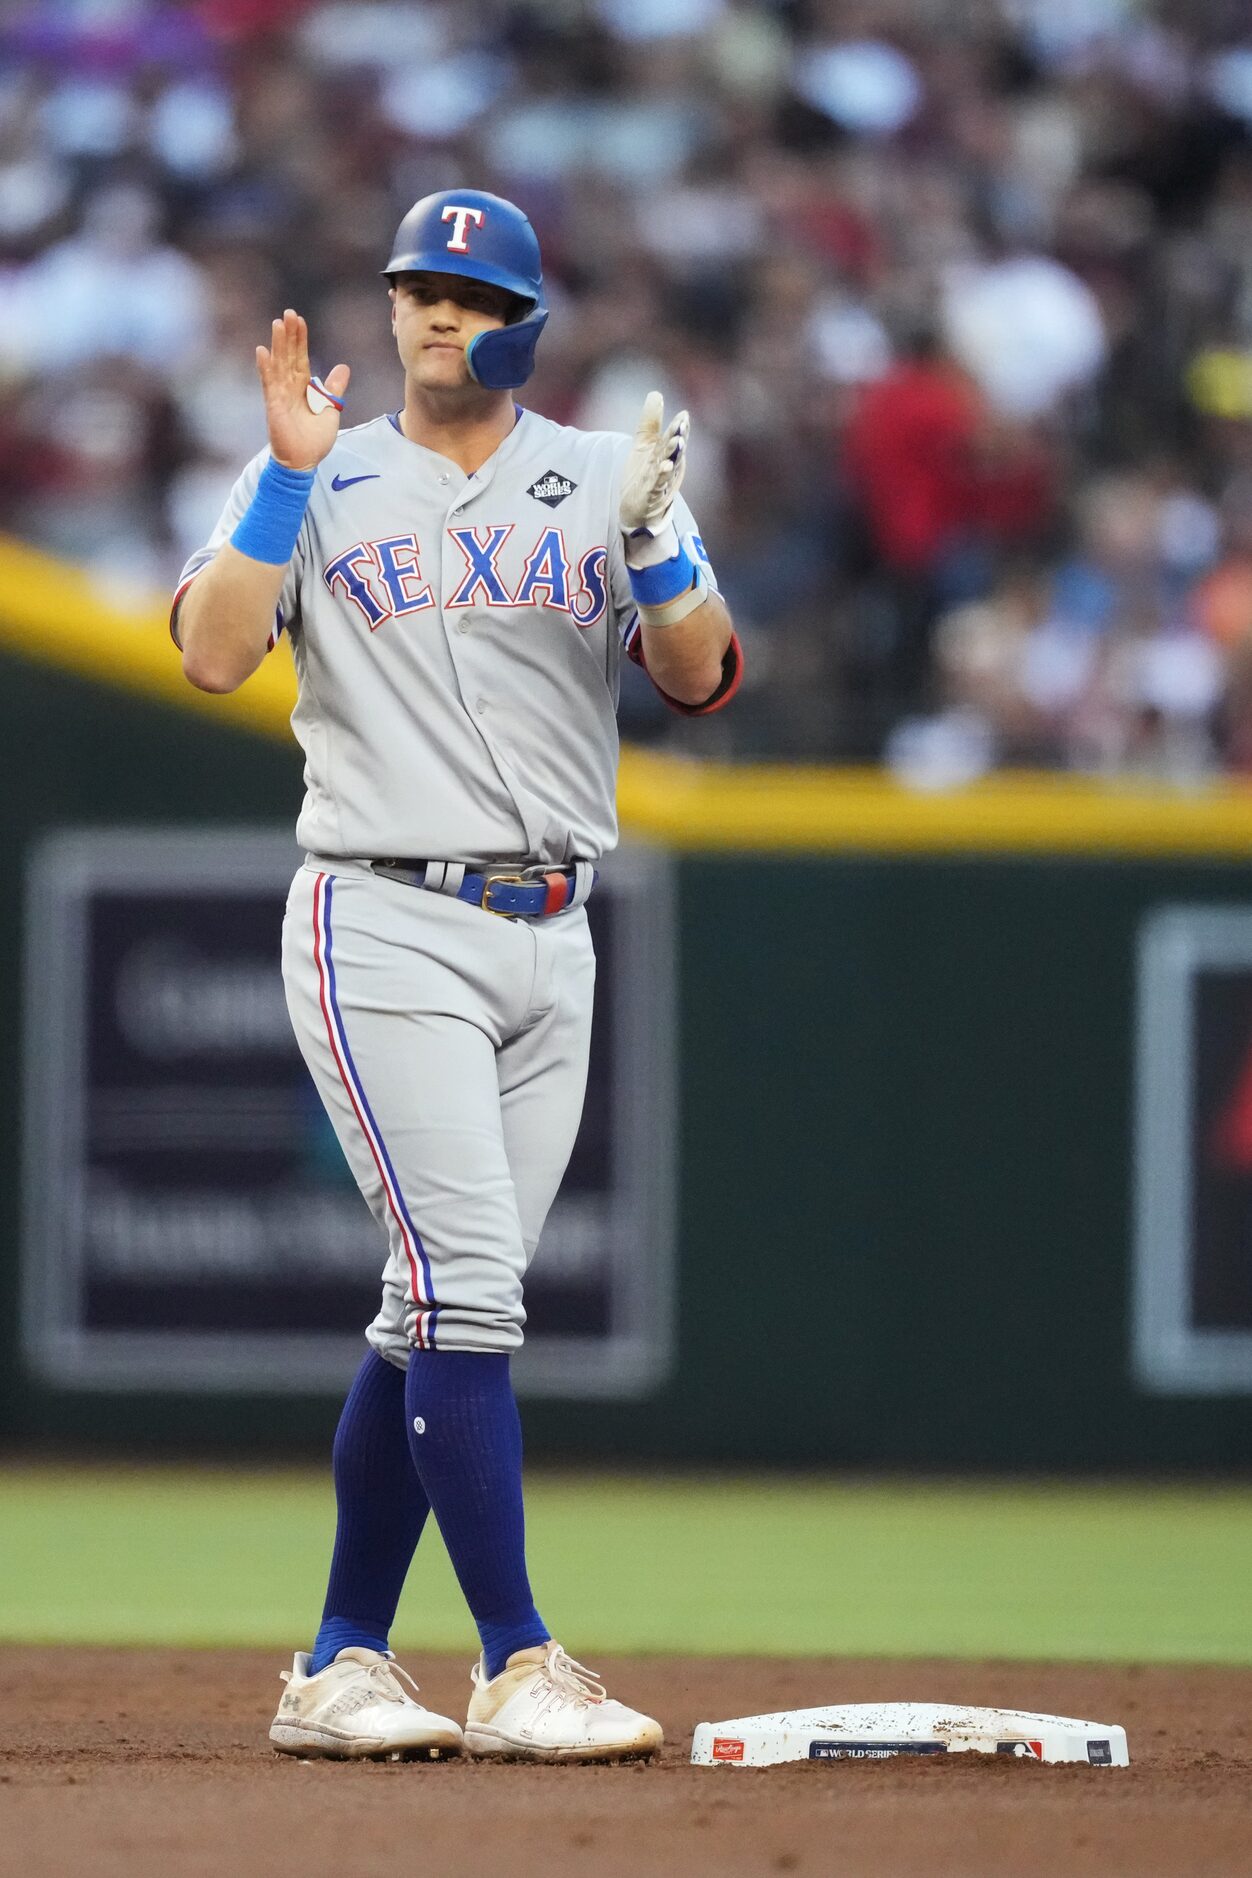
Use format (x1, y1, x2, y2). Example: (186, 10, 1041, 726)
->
(175, 407, 734, 864)
(324, 528, 609, 631)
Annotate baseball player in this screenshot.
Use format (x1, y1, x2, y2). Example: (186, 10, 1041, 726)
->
(173, 188, 741, 1762)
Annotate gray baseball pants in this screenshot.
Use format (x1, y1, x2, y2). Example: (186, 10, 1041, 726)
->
(282, 859, 595, 1359)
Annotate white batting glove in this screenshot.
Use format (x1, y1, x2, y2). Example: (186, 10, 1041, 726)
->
(619, 391, 690, 568)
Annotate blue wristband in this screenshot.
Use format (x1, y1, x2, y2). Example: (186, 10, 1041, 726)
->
(230, 458, 316, 565)
(626, 543, 697, 608)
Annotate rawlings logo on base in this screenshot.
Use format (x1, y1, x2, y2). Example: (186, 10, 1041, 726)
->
(711, 1737, 745, 1761)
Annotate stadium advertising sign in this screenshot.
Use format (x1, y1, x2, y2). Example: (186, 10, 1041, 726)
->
(1134, 906, 1252, 1393)
(22, 828, 674, 1398)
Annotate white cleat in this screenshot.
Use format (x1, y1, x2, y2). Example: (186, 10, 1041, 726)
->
(463, 1641, 663, 1763)
(269, 1647, 464, 1761)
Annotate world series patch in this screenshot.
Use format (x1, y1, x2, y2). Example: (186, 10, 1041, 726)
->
(808, 1741, 947, 1759)
(528, 470, 578, 508)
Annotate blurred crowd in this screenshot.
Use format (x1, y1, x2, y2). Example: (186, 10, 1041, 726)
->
(10, 0, 1252, 773)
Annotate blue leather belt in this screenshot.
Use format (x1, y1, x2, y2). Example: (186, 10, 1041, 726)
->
(370, 860, 594, 919)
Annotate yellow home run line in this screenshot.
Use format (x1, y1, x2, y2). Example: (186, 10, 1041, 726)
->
(5, 531, 1252, 857)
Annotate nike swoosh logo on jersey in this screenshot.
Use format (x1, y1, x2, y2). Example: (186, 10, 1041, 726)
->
(331, 473, 381, 491)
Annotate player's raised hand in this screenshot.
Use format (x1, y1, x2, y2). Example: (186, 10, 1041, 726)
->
(619, 390, 690, 539)
(255, 309, 351, 471)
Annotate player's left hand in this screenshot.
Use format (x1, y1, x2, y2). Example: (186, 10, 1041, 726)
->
(619, 391, 689, 541)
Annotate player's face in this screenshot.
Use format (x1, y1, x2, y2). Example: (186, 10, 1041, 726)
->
(390, 273, 515, 392)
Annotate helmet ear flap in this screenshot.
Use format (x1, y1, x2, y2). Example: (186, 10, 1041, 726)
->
(465, 304, 549, 390)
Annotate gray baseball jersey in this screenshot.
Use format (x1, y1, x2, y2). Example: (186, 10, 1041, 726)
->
(175, 402, 739, 1355)
(175, 408, 735, 869)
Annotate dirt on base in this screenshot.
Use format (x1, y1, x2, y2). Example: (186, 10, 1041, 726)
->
(0, 1648, 1249, 1878)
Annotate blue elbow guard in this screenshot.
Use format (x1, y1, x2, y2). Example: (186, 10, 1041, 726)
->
(231, 458, 316, 565)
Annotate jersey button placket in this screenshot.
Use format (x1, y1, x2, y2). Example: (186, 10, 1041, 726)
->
(444, 481, 473, 633)
(443, 467, 491, 654)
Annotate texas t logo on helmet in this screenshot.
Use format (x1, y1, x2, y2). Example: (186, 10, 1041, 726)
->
(384, 188, 548, 392)
(441, 205, 486, 253)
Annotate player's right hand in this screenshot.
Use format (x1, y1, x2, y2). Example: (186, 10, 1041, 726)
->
(619, 390, 689, 539)
(255, 309, 351, 471)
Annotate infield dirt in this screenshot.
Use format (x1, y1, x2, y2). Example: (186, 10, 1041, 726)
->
(0, 1648, 1248, 1876)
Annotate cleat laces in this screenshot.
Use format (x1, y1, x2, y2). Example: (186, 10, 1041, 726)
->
(280, 1653, 425, 1708)
(542, 1644, 606, 1707)
(364, 1656, 424, 1707)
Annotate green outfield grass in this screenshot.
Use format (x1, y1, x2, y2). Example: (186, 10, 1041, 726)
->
(1, 1466, 1249, 1663)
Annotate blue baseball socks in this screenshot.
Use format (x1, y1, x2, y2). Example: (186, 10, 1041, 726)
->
(308, 1349, 431, 1675)
(404, 1350, 550, 1680)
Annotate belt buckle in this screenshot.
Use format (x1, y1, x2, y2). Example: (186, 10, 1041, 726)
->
(480, 870, 527, 918)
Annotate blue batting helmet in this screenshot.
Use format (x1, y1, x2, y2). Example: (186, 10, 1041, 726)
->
(383, 188, 548, 391)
